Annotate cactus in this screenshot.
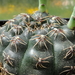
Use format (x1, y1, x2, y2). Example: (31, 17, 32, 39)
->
(0, 0, 75, 75)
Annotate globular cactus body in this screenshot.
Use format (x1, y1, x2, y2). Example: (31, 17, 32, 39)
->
(0, 0, 75, 75)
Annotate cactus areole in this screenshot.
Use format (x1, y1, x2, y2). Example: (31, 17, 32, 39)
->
(0, 0, 75, 75)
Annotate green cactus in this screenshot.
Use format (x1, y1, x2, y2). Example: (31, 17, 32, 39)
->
(0, 0, 75, 75)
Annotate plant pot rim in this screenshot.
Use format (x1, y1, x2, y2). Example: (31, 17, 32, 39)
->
(0, 18, 69, 26)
